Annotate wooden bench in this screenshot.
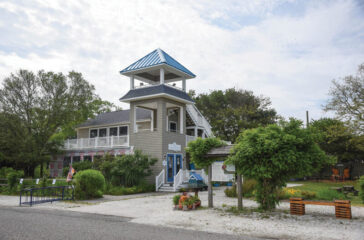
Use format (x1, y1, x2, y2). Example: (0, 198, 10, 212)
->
(290, 197, 351, 219)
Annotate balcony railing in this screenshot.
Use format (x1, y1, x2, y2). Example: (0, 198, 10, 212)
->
(64, 136, 129, 150)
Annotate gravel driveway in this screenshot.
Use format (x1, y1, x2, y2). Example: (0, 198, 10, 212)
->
(1, 187, 363, 240)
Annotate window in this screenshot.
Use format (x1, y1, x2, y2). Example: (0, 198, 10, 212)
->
(110, 127, 118, 136)
(99, 128, 107, 137)
(119, 126, 128, 136)
(169, 121, 177, 132)
(90, 129, 98, 138)
(84, 156, 92, 162)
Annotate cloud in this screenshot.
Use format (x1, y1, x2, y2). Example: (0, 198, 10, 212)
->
(0, 0, 363, 122)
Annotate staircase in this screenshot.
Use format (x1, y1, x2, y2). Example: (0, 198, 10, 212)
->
(158, 183, 176, 192)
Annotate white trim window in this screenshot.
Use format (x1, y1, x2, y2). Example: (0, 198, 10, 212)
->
(89, 125, 128, 138)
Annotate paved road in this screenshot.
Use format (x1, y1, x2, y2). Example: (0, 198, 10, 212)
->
(0, 206, 265, 240)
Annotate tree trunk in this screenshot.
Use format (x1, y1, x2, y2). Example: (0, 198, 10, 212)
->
(208, 164, 213, 208)
(237, 174, 243, 210)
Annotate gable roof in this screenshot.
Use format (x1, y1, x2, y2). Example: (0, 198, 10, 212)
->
(77, 109, 151, 128)
(120, 49, 195, 78)
(119, 84, 194, 103)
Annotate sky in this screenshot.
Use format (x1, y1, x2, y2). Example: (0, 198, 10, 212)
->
(0, 0, 363, 121)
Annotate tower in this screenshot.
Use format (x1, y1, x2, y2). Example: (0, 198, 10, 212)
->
(119, 49, 195, 183)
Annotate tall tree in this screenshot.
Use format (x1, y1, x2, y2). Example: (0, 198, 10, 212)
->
(227, 119, 332, 210)
(191, 88, 278, 143)
(324, 63, 364, 132)
(311, 118, 364, 162)
(0, 70, 118, 176)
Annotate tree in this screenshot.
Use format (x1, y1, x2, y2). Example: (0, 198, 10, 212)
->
(0, 70, 118, 176)
(227, 119, 332, 211)
(324, 63, 364, 132)
(311, 118, 364, 163)
(186, 137, 224, 207)
(110, 150, 157, 187)
(191, 88, 278, 143)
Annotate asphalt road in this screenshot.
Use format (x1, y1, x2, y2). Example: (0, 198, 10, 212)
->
(0, 206, 265, 240)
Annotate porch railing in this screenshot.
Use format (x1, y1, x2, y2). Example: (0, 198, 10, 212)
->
(64, 136, 128, 150)
(155, 169, 165, 192)
(20, 185, 74, 206)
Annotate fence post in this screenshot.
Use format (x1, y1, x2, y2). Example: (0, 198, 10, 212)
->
(62, 186, 65, 200)
(19, 190, 22, 206)
(30, 190, 33, 207)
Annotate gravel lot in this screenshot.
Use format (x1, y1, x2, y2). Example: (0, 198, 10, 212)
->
(1, 187, 363, 240)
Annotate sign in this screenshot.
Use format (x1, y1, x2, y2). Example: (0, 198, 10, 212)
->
(19, 178, 23, 184)
(52, 179, 56, 185)
(168, 142, 181, 152)
(36, 178, 40, 184)
(162, 160, 167, 166)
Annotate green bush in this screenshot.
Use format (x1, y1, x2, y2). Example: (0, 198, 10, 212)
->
(73, 161, 93, 172)
(359, 176, 364, 203)
(74, 170, 105, 200)
(106, 183, 155, 195)
(110, 150, 157, 187)
(242, 179, 257, 197)
(0, 167, 16, 178)
(317, 188, 346, 201)
(173, 195, 181, 205)
(7, 172, 18, 190)
(224, 184, 237, 198)
(301, 190, 316, 200)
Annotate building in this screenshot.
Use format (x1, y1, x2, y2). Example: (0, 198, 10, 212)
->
(50, 49, 212, 191)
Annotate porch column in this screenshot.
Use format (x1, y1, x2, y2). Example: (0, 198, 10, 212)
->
(182, 78, 186, 91)
(133, 105, 137, 133)
(160, 68, 165, 84)
(194, 126, 197, 137)
(180, 106, 184, 134)
(150, 110, 154, 132)
(130, 75, 134, 90)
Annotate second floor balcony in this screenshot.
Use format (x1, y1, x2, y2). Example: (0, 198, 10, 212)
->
(64, 136, 129, 150)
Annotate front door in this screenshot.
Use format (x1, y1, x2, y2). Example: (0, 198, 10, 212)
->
(166, 154, 183, 183)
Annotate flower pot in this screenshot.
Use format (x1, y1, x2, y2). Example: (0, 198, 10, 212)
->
(188, 205, 193, 210)
(174, 205, 179, 210)
(183, 205, 188, 211)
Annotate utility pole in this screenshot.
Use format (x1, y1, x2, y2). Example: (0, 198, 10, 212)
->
(306, 110, 309, 128)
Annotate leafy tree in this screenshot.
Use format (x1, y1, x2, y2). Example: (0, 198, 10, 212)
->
(324, 63, 364, 132)
(311, 118, 364, 162)
(0, 70, 118, 177)
(227, 119, 332, 211)
(110, 150, 157, 187)
(186, 137, 224, 207)
(191, 88, 278, 143)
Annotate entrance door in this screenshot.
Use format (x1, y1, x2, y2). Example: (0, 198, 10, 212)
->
(166, 154, 183, 183)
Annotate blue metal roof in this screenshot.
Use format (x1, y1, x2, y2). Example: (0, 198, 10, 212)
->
(119, 84, 194, 103)
(120, 49, 196, 77)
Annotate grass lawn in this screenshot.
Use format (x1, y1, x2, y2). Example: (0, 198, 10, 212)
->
(288, 180, 363, 206)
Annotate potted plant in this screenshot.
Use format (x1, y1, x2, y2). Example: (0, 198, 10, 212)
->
(179, 194, 189, 210)
(191, 196, 201, 209)
(173, 195, 181, 210)
(182, 199, 189, 211)
(187, 197, 194, 210)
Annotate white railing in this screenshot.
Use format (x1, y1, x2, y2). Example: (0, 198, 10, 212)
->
(186, 105, 213, 137)
(173, 169, 186, 192)
(64, 136, 129, 150)
(186, 135, 196, 145)
(155, 169, 165, 191)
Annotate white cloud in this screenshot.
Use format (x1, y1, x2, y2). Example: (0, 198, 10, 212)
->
(0, 0, 363, 122)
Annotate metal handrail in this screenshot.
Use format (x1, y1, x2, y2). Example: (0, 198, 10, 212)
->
(20, 185, 74, 206)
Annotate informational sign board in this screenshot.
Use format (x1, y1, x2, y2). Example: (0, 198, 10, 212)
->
(36, 178, 39, 184)
(211, 161, 234, 182)
(52, 179, 56, 185)
(168, 142, 181, 152)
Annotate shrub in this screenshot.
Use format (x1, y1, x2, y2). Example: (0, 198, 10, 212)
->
(110, 150, 157, 187)
(106, 183, 155, 195)
(301, 190, 316, 200)
(173, 195, 181, 205)
(74, 170, 105, 200)
(224, 185, 237, 198)
(0, 167, 16, 178)
(242, 179, 257, 197)
(73, 161, 93, 172)
(317, 188, 346, 201)
(359, 176, 364, 203)
(7, 172, 18, 190)
(34, 164, 50, 178)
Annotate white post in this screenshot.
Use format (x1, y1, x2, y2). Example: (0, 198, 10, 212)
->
(150, 110, 154, 132)
(180, 106, 184, 134)
(160, 68, 165, 84)
(130, 75, 134, 90)
(182, 78, 186, 91)
(133, 105, 137, 133)
(194, 126, 197, 137)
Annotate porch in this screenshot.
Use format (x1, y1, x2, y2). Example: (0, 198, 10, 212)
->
(63, 136, 129, 150)
(155, 169, 208, 192)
